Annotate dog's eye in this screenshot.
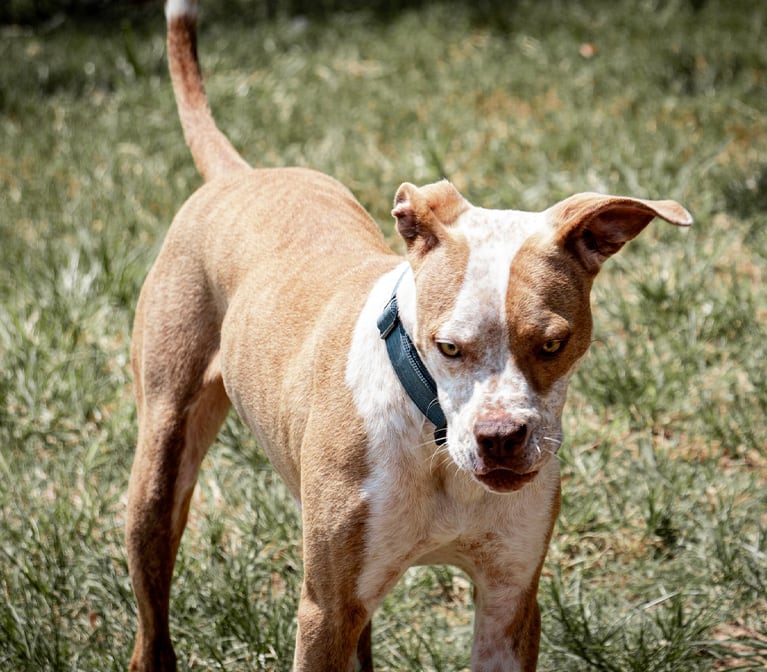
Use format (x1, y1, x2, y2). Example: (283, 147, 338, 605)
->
(540, 339, 563, 356)
(437, 340, 461, 358)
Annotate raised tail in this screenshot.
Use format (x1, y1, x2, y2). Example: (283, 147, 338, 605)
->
(165, 0, 250, 181)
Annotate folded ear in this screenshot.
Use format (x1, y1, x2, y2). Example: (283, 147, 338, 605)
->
(392, 180, 469, 259)
(550, 192, 693, 273)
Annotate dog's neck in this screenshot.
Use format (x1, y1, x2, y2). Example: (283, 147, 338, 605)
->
(377, 269, 447, 445)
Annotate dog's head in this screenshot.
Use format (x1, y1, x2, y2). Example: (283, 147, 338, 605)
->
(393, 181, 691, 493)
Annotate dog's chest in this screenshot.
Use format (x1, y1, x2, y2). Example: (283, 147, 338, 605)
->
(354, 455, 560, 607)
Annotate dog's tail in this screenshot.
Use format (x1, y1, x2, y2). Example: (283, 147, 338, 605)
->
(165, 0, 250, 181)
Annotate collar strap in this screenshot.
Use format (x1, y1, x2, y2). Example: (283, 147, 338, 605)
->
(376, 272, 448, 446)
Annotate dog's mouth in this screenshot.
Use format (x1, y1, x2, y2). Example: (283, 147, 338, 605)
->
(474, 468, 538, 493)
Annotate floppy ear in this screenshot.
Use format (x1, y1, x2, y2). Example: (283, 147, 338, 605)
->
(392, 180, 469, 259)
(550, 192, 693, 273)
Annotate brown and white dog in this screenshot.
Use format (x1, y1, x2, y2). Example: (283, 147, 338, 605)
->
(126, 1, 692, 670)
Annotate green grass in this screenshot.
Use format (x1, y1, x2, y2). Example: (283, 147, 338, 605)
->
(1, 0, 765, 669)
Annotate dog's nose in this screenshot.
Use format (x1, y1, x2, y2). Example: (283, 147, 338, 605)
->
(474, 420, 530, 470)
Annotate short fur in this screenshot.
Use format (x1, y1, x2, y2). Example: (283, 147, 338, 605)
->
(126, 2, 692, 670)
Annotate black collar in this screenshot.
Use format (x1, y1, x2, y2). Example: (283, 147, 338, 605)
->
(376, 272, 448, 446)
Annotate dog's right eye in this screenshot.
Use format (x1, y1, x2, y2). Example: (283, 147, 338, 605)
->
(436, 340, 462, 358)
(541, 339, 562, 355)
(539, 338, 566, 359)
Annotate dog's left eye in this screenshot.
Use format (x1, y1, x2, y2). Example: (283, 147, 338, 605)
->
(540, 339, 563, 356)
(437, 340, 462, 358)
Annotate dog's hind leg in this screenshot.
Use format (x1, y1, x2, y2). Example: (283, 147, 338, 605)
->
(356, 620, 373, 671)
(126, 268, 230, 671)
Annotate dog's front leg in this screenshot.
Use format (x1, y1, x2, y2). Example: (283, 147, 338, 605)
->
(292, 469, 373, 672)
(293, 582, 372, 672)
(470, 579, 542, 672)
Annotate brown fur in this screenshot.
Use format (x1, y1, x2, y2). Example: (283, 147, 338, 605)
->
(128, 166, 398, 672)
(507, 232, 595, 394)
(126, 4, 691, 670)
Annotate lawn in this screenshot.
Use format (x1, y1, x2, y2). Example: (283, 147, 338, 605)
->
(1, 0, 765, 670)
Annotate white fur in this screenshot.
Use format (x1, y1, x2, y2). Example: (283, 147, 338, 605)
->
(345, 262, 425, 452)
(165, 0, 197, 20)
(345, 264, 432, 604)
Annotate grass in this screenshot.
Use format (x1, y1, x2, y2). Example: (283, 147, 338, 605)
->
(1, 0, 765, 669)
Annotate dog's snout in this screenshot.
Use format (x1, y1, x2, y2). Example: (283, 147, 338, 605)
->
(474, 419, 529, 469)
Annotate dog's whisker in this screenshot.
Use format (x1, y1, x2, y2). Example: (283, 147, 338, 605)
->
(431, 442, 454, 462)
(427, 445, 447, 471)
(428, 443, 453, 471)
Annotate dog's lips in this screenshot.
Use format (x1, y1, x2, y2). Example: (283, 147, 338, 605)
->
(474, 468, 538, 493)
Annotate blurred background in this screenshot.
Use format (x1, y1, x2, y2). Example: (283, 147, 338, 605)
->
(1, 1, 764, 670)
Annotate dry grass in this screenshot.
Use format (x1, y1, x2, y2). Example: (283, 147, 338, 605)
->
(1, 0, 765, 669)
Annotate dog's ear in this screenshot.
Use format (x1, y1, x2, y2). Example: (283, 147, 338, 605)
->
(551, 192, 692, 273)
(392, 180, 469, 258)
